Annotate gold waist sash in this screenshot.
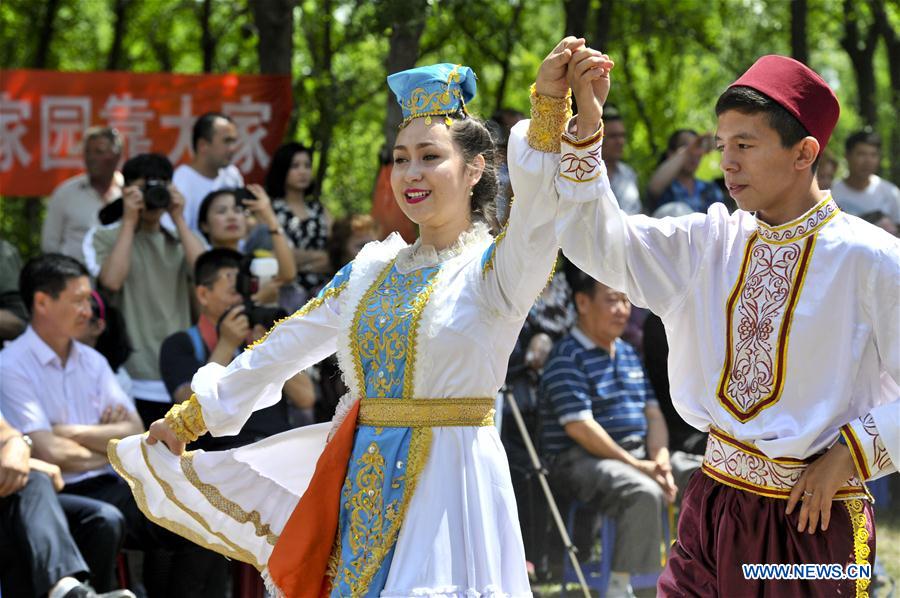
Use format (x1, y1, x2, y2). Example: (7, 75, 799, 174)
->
(358, 397, 496, 428)
(702, 427, 871, 501)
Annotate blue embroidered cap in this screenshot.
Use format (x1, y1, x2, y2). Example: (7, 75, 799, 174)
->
(387, 63, 477, 127)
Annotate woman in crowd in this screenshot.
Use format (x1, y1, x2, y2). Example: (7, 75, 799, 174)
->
(196, 185, 296, 305)
(264, 143, 334, 296)
(109, 38, 610, 596)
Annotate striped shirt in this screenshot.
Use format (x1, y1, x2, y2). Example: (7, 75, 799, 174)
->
(539, 327, 657, 456)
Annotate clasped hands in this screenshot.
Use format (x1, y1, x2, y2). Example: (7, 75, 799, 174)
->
(535, 37, 615, 140)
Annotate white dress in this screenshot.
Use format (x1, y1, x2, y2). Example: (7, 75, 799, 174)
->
(109, 121, 586, 597)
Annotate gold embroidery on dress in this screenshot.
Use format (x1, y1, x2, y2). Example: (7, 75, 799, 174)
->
(845, 499, 871, 597)
(354, 427, 434, 593)
(107, 440, 264, 570)
(358, 397, 495, 427)
(481, 226, 508, 278)
(342, 441, 386, 593)
(350, 260, 397, 399)
(247, 281, 348, 351)
(180, 453, 278, 546)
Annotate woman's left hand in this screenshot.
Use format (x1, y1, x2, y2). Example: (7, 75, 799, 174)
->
(243, 184, 278, 228)
(786, 441, 858, 533)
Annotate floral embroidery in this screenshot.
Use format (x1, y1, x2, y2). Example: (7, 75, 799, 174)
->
(756, 195, 839, 244)
(350, 261, 438, 399)
(560, 145, 602, 183)
(716, 233, 815, 422)
(343, 441, 387, 592)
(702, 428, 868, 500)
(861, 414, 891, 473)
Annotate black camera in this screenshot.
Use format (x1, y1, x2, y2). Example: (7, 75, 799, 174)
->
(221, 256, 287, 332)
(233, 187, 255, 208)
(142, 179, 171, 210)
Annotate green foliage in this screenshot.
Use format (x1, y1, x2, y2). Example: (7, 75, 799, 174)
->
(0, 0, 895, 255)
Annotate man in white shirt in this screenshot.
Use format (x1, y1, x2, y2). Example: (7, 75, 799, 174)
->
(831, 130, 900, 225)
(172, 112, 243, 232)
(41, 127, 124, 263)
(0, 254, 201, 596)
(553, 50, 897, 596)
(602, 106, 643, 215)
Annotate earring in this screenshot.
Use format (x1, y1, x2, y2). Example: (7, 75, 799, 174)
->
(469, 188, 474, 197)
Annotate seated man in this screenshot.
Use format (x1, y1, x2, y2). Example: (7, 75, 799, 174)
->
(540, 268, 699, 597)
(0, 388, 131, 597)
(0, 254, 199, 597)
(159, 248, 311, 451)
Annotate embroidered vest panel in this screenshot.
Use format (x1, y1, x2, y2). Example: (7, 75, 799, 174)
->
(331, 260, 440, 595)
(716, 197, 839, 423)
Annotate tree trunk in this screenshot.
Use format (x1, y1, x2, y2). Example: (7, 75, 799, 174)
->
(34, 0, 61, 68)
(840, 0, 879, 127)
(791, 0, 808, 64)
(106, 0, 130, 70)
(251, 0, 295, 75)
(313, 0, 335, 197)
(494, 1, 526, 114)
(872, 0, 900, 181)
(594, 0, 614, 51)
(380, 10, 428, 161)
(564, 0, 590, 39)
(200, 0, 215, 73)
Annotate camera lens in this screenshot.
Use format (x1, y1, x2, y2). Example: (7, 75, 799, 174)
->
(143, 180, 171, 210)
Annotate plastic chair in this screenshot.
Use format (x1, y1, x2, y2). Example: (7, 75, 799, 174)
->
(562, 500, 674, 596)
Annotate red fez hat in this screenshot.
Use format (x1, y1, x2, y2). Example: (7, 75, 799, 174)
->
(728, 55, 839, 155)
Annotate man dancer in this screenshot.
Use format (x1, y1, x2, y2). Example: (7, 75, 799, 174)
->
(556, 50, 898, 596)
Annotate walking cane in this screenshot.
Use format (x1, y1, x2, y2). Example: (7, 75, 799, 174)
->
(502, 386, 591, 598)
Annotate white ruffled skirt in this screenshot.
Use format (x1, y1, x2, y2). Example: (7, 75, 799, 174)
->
(110, 424, 532, 597)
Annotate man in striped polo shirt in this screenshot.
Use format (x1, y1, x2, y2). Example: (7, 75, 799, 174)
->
(540, 267, 699, 596)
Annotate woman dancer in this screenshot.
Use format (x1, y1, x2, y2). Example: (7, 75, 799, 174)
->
(109, 38, 610, 596)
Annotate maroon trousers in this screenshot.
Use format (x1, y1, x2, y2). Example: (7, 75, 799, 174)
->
(658, 472, 875, 597)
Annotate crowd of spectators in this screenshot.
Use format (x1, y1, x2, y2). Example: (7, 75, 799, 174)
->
(0, 106, 897, 598)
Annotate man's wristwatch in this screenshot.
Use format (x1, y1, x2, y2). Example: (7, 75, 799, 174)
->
(20, 434, 33, 449)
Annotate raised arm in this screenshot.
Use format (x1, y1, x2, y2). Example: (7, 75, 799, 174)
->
(556, 47, 720, 317)
(98, 186, 141, 292)
(244, 183, 297, 282)
(480, 37, 586, 317)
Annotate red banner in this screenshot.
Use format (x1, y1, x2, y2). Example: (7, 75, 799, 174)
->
(0, 69, 293, 197)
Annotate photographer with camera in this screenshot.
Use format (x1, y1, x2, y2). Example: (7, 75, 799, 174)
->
(84, 154, 205, 428)
(155, 248, 310, 596)
(158, 248, 311, 453)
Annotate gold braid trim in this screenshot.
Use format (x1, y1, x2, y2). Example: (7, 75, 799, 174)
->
(845, 499, 871, 597)
(359, 397, 496, 427)
(247, 281, 348, 351)
(165, 395, 207, 443)
(350, 259, 398, 399)
(526, 84, 572, 153)
(107, 438, 263, 570)
(180, 453, 278, 546)
(354, 427, 433, 593)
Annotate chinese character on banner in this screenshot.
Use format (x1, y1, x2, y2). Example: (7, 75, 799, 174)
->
(0, 93, 32, 172)
(40, 96, 91, 169)
(160, 94, 196, 164)
(100, 94, 155, 159)
(223, 95, 272, 173)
